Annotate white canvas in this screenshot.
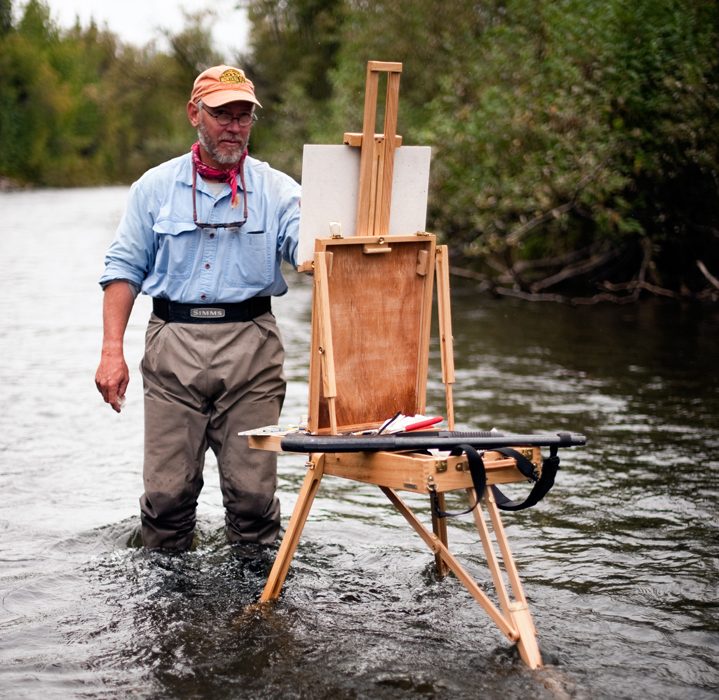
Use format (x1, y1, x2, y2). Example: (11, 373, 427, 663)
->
(297, 145, 432, 264)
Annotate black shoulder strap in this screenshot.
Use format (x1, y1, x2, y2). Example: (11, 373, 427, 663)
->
(432, 445, 561, 518)
(431, 444, 486, 518)
(491, 446, 560, 511)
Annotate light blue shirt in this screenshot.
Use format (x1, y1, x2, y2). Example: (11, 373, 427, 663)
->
(100, 152, 300, 303)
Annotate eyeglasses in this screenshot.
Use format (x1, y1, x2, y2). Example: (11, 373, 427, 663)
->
(194, 215, 247, 231)
(199, 103, 258, 127)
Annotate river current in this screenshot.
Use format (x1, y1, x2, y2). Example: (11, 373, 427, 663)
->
(0, 187, 717, 699)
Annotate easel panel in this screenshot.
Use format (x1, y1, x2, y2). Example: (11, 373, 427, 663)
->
(308, 236, 436, 433)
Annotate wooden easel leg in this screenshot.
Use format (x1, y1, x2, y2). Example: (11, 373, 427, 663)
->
(508, 602, 542, 670)
(471, 488, 543, 669)
(430, 494, 450, 578)
(432, 240, 455, 581)
(435, 245, 456, 431)
(314, 253, 339, 434)
(260, 455, 326, 602)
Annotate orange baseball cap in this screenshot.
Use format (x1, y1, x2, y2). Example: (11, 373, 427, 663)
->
(190, 65, 262, 108)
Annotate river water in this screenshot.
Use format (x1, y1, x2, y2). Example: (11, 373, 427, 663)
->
(0, 187, 717, 699)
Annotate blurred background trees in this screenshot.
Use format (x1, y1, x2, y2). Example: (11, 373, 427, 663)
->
(1, 0, 717, 300)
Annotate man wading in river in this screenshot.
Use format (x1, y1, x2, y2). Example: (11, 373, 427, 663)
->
(95, 65, 300, 552)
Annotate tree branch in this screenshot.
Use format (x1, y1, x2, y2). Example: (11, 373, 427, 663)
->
(530, 248, 620, 292)
(697, 259, 719, 290)
(505, 202, 574, 246)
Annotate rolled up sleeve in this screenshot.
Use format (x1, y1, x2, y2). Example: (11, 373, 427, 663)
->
(99, 179, 157, 289)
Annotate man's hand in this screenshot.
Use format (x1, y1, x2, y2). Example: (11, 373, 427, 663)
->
(96, 281, 136, 412)
(95, 348, 129, 412)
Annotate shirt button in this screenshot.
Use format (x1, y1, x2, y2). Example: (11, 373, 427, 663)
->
(200, 293, 207, 300)
(209, 232, 215, 239)
(204, 263, 211, 270)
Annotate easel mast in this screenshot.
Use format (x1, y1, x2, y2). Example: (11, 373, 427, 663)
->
(349, 60, 403, 237)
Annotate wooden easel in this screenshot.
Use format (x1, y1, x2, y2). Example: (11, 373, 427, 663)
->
(250, 61, 544, 669)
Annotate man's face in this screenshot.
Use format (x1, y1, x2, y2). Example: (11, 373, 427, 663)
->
(188, 100, 255, 168)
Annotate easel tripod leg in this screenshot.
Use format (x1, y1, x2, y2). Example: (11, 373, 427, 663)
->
(260, 455, 326, 603)
(380, 486, 517, 642)
(473, 488, 543, 669)
(383, 485, 543, 669)
(430, 493, 450, 578)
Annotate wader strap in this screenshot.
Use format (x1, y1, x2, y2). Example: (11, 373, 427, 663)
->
(491, 446, 561, 511)
(431, 444, 486, 519)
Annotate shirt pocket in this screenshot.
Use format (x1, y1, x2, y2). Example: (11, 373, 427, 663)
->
(152, 219, 199, 280)
(225, 229, 273, 288)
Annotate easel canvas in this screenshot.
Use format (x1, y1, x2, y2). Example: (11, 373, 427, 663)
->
(249, 61, 554, 668)
(297, 144, 431, 264)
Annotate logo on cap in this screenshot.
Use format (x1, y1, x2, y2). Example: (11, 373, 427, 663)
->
(219, 68, 247, 85)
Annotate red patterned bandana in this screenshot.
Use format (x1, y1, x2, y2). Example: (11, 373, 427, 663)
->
(190, 141, 247, 208)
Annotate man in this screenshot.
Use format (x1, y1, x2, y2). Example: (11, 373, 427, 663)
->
(95, 65, 300, 552)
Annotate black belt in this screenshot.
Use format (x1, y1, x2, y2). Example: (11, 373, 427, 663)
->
(152, 297, 271, 323)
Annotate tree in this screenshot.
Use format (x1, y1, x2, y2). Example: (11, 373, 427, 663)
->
(0, 0, 12, 36)
(0, 1, 70, 184)
(283, 0, 719, 300)
(1, 0, 717, 299)
(0, 1, 215, 185)
(239, 0, 346, 178)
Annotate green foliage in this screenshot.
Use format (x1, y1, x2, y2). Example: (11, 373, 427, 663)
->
(166, 10, 224, 81)
(0, 0, 716, 297)
(240, 0, 346, 179)
(0, 7, 70, 183)
(0, 0, 200, 185)
(295, 0, 719, 296)
(600, 1, 719, 289)
(0, 0, 12, 35)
